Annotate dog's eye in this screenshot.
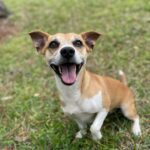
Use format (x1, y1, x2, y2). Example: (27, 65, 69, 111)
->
(49, 40, 59, 49)
(73, 40, 83, 47)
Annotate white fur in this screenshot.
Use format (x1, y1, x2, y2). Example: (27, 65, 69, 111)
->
(75, 131, 83, 138)
(132, 117, 141, 136)
(61, 92, 103, 115)
(119, 70, 124, 76)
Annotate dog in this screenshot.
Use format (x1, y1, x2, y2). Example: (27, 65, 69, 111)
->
(29, 31, 141, 140)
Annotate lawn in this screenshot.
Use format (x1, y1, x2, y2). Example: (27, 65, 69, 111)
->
(0, 0, 150, 149)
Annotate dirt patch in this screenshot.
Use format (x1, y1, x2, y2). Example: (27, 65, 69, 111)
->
(0, 19, 17, 42)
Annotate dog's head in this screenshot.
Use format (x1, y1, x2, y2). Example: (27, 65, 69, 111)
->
(29, 31, 101, 85)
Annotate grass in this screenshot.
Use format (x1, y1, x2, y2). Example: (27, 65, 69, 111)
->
(0, 0, 150, 149)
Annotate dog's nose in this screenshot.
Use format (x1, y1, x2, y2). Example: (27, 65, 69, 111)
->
(60, 47, 75, 59)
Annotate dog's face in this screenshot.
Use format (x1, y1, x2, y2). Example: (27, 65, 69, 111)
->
(29, 31, 101, 85)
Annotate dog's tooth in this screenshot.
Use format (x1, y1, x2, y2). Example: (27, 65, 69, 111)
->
(59, 66, 62, 74)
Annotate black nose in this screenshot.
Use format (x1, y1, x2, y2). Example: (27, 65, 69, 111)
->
(60, 47, 75, 59)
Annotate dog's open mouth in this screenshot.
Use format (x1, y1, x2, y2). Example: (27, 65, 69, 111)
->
(50, 62, 83, 85)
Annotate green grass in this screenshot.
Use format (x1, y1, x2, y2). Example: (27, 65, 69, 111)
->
(0, 0, 150, 149)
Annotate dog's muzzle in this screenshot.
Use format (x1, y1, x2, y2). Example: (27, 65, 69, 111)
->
(50, 47, 84, 86)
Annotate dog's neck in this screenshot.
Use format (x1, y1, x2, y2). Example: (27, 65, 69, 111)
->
(55, 67, 86, 102)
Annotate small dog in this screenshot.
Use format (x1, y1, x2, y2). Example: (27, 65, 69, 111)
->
(29, 31, 141, 140)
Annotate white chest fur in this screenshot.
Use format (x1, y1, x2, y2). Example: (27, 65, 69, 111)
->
(61, 92, 103, 114)
(55, 76, 103, 121)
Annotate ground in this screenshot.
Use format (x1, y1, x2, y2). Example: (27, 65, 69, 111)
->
(0, 0, 150, 149)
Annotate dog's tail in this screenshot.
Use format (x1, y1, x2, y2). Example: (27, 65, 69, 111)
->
(118, 70, 127, 85)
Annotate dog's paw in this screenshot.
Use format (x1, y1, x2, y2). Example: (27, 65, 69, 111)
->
(75, 131, 83, 139)
(90, 125, 102, 140)
(91, 131, 102, 141)
(132, 125, 141, 136)
(132, 118, 141, 136)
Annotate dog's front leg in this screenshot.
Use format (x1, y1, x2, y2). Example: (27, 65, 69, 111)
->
(75, 119, 87, 139)
(90, 108, 108, 140)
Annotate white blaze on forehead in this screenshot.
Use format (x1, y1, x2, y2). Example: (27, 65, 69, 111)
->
(52, 33, 81, 43)
(59, 44, 75, 50)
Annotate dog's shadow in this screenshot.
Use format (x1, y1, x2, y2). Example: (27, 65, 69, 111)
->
(104, 108, 131, 131)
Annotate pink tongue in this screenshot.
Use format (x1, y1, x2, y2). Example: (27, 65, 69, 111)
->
(61, 64, 76, 84)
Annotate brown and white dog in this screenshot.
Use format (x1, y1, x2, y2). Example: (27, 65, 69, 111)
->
(29, 31, 141, 140)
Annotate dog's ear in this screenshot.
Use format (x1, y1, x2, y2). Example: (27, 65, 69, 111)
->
(81, 31, 101, 50)
(29, 31, 49, 53)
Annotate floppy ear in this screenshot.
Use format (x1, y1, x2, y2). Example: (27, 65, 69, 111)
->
(81, 31, 101, 50)
(29, 31, 49, 53)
